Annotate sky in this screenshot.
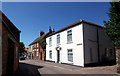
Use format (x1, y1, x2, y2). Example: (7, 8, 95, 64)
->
(2, 2, 111, 48)
(2, 0, 113, 2)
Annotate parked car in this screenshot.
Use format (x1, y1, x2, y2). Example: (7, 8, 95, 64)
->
(19, 56, 25, 60)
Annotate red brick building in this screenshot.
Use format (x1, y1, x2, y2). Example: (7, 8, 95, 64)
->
(24, 48, 28, 52)
(29, 27, 54, 60)
(1, 11, 21, 76)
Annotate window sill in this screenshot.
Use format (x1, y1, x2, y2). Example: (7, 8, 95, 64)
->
(67, 41, 73, 44)
(67, 61, 73, 64)
(49, 45, 52, 47)
(57, 43, 61, 46)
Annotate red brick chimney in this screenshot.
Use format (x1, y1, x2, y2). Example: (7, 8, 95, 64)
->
(49, 26, 52, 33)
(53, 29, 55, 32)
(40, 31, 44, 36)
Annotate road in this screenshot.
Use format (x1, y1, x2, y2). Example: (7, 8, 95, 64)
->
(14, 59, 119, 76)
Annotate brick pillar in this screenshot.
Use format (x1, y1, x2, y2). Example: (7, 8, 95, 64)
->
(116, 47, 120, 73)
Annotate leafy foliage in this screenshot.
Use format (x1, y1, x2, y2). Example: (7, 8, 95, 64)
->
(39, 38, 46, 50)
(104, 2, 120, 47)
(19, 42, 26, 56)
(39, 38, 46, 60)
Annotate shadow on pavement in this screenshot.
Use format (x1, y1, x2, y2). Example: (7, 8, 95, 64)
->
(14, 62, 43, 76)
(84, 61, 116, 67)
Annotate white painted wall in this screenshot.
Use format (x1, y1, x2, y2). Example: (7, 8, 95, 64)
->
(83, 23, 115, 64)
(46, 24, 84, 67)
(98, 28, 115, 62)
(83, 23, 98, 64)
(46, 22, 115, 66)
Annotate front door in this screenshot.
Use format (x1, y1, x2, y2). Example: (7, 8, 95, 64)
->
(57, 50, 60, 63)
(41, 52, 42, 60)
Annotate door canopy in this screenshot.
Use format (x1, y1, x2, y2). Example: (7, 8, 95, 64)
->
(56, 46, 61, 51)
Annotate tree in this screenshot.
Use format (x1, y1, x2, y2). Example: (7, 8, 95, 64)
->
(39, 38, 46, 49)
(39, 38, 46, 60)
(104, 2, 120, 47)
(104, 2, 120, 73)
(39, 31, 46, 49)
(19, 42, 26, 56)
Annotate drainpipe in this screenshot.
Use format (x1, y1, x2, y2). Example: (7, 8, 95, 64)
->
(97, 28, 100, 63)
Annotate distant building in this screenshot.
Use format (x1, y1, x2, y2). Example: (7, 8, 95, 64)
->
(28, 45, 33, 59)
(46, 19, 115, 67)
(24, 48, 28, 58)
(24, 48, 28, 52)
(1, 11, 21, 75)
(28, 27, 54, 60)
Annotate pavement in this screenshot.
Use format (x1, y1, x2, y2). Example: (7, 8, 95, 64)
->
(14, 59, 120, 76)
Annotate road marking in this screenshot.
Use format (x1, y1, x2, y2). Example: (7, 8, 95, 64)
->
(54, 66, 73, 72)
(53, 65, 67, 69)
(39, 62, 74, 72)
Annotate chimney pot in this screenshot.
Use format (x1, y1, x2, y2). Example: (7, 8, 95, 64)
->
(49, 26, 52, 33)
(53, 29, 55, 32)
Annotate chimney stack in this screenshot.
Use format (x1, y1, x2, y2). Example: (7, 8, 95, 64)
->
(49, 26, 52, 33)
(40, 31, 44, 36)
(53, 29, 55, 32)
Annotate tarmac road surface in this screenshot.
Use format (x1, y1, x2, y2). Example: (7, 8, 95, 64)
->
(14, 59, 119, 76)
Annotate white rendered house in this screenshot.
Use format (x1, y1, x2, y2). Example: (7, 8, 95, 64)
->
(46, 19, 115, 67)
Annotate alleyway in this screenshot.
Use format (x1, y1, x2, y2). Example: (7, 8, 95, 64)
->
(14, 60, 119, 76)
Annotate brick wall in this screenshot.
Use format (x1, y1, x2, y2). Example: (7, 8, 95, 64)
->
(32, 44, 45, 60)
(2, 24, 8, 75)
(2, 24, 19, 76)
(40, 48, 44, 60)
(116, 47, 120, 73)
(32, 43, 39, 59)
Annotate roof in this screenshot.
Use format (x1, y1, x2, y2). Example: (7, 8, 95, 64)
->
(1, 11, 21, 32)
(47, 19, 104, 37)
(29, 32, 50, 46)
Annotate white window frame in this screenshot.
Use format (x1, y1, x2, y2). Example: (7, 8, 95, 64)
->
(67, 30, 72, 42)
(37, 43, 38, 47)
(49, 50, 52, 59)
(37, 52, 39, 56)
(57, 34, 60, 45)
(49, 37, 52, 46)
(68, 49, 73, 62)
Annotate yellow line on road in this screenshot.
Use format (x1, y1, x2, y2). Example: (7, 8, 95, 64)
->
(53, 65, 66, 69)
(39, 62, 74, 72)
(53, 66, 74, 72)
